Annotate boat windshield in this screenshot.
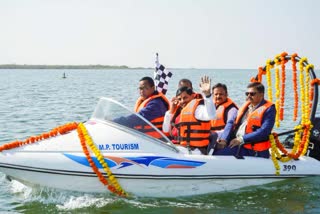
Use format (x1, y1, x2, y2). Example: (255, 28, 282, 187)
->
(90, 97, 173, 143)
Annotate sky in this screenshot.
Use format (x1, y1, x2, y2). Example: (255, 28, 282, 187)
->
(1, 0, 320, 69)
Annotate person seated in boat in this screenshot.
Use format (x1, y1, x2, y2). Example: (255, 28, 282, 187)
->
(178, 78, 203, 99)
(213, 82, 276, 158)
(113, 76, 170, 139)
(207, 83, 238, 155)
(163, 75, 216, 154)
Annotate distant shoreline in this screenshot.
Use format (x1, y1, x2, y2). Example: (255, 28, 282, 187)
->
(0, 64, 258, 70)
(0, 64, 149, 69)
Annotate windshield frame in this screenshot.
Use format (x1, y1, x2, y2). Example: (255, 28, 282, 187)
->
(90, 97, 179, 152)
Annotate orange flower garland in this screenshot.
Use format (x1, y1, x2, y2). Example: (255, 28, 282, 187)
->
(251, 66, 266, 83)
(270, 128, 309, 174)
(258, 52, 315, 175)
(0, 122, 78, 152)
(77, 123, 127, 197)
(291, 53, 298, 121)
(0, 121, 128, 197)
(279, 52, 288, 121)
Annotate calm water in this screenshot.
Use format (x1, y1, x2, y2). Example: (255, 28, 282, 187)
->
(0, 68, 320, 213)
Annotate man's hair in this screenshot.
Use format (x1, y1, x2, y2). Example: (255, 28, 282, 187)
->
(176, 86, 193, 96)
(140, 76, 155, 87)
(178, 78, 193, 89)
(247, 82, 265, 93)
(212, 83, 228, 94)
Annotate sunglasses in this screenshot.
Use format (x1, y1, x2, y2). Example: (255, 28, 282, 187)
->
(245, 92, 257, 96)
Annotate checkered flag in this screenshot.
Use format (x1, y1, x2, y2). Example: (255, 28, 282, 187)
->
(154, 53, 172, 95)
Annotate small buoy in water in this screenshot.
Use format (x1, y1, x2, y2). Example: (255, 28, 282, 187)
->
(62, 72, 67, 79)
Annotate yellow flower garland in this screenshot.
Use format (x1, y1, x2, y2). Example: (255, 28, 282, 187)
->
(269, 134, 280, 175)
(305, 64, 312, 120)
(78, 123, 128, 197)
(263, 53, 314, 175)
(266, 59, 273, 101)
(299, 59, 306, 124)
(275, 67, 280, 127)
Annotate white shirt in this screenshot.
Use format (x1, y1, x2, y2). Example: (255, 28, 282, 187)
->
(163, 94, 216, 132)
(236, 102, 259, 141)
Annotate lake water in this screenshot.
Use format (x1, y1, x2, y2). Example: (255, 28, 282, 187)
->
(0, 68, 319, 213)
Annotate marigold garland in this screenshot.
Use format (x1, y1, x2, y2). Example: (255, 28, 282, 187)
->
(0, 121, 128, 197)
(253, 66, 265, 83)
(279, 53, 287, 121)
(0, 122, 78, 152)
(266, 59, 273, 101)
(269, 123, 312, 167)
(77, 123, 127, 197)
(275, 67, 280, 127)
(256, 52, 315, 175)
(291, 53, 298, 121)
(299, 58, 307, 124)
(269, 134, 280, 175)
(304, 65, 311, 120)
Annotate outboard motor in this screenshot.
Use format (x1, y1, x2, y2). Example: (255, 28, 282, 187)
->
(308, 117, 320, 160)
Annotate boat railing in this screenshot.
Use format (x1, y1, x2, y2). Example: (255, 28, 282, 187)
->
(252, 52, 320, 162)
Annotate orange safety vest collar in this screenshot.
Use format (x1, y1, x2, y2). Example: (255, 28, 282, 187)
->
(134, 92, 170, 139)
(235, 100, 274, 151)
(211, 98, 238, 131)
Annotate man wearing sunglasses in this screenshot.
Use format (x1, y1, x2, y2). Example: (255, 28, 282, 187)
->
(214, 82, 276, 158)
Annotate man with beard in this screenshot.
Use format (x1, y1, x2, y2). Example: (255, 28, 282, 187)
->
(214, 82, 276, 158)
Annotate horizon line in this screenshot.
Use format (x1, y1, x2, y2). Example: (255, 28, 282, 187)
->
(0, 64, 258, 70)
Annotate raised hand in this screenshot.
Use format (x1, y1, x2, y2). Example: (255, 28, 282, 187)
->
(170, 96, 180, 113)
(199, 75, 211, 97)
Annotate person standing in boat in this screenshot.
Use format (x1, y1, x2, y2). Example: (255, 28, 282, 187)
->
(178, 78, 203, 99)
(207, 83, 238, 154)
(163, 75, 216, 154)
(213, 82, 276, 158)
(113, 76, 170, 139)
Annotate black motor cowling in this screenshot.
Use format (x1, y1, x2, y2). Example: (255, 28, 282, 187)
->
(307, 117, 320, 160)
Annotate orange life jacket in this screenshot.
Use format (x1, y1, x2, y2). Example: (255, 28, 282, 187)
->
(210, 98, 238, 131)
(174, 99, 211, 147)
(235, 100, 274, 151)
(167, 92, 200, 139)
(169, 107, 182, 144)
(134, 92, 170, 139)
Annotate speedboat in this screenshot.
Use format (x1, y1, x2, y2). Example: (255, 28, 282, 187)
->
(0, 53, 320, 198)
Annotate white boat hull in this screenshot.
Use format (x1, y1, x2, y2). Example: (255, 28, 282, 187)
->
(0, 146, 318, 197)
(1, 98, 320, 198)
